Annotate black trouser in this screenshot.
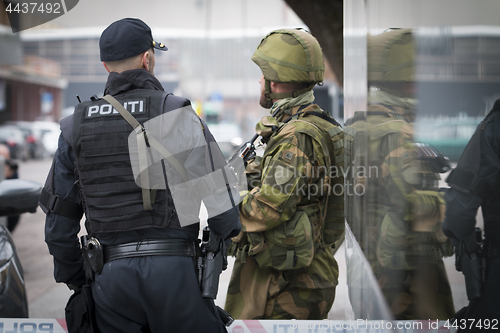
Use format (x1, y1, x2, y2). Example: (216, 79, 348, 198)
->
(91, 255, 226, 333)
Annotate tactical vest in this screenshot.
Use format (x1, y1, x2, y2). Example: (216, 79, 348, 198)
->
(284, 105, 345, 251)
(61, 89, 198, 234)
(234, 104, 345, 271)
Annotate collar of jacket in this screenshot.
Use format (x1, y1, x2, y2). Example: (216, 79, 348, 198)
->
(104, 69, 165, 96)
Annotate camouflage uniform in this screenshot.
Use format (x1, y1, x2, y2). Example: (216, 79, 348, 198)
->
(344, 29, 455, 320)
(225, 29, 344, 320)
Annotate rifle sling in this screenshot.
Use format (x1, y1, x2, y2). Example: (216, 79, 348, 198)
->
(102, 94, 189, 210)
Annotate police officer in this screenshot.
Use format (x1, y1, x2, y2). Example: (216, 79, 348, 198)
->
(444, 99, 500, 327)
(344, 29, 455, 320)
(225, 29, 344, 320)
(39, 18, 240, 333)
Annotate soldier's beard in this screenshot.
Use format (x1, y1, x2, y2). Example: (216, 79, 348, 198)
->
(259, 92, 273, 109)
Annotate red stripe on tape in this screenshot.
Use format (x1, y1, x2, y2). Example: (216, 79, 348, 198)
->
(243, 320, 268, 333)
(56, 319, 68, 332)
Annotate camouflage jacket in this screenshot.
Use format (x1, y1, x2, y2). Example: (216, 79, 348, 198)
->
(234, 103, 344, 289)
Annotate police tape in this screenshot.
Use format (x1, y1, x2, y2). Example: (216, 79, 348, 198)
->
(229, 320, 457, 333)
(0, 319, 457, 333)
(0, 319, 67, 333)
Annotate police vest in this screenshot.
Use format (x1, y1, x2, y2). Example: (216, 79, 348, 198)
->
(61, 89, 198, 234)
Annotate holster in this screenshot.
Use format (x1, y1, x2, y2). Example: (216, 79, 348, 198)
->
(81, 236, 104, 282)
(65, 236, 101, 333)
(458, 228, 484, 300)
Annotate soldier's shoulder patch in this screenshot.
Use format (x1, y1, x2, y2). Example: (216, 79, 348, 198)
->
(282, 150, 296, 163)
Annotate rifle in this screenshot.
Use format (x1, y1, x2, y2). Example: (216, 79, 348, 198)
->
(197, 226, 234, 327)
(229, 108, 281, 165)
(233, 133, 259, 164)
(455, 227, 484, 300)
(413, 142, 451, 174)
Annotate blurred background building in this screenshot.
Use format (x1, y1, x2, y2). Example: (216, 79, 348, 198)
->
(1, 0, 343, 148)
(0, 9, 66, 124)
(346, 0, 500, 163)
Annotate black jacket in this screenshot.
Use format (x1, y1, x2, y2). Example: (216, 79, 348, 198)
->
(43, 69, 240, 286)
(443, 99, 500, 322)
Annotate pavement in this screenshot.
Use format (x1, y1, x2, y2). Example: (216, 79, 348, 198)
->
(10, 158, 468, 320)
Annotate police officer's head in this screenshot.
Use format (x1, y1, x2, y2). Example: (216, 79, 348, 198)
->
(99, 18, 168, 75)
(252, 29, 325, 108)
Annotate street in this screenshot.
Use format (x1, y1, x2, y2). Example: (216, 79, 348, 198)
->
(10, 158, 467, 320)
(10, 158, 72, 319)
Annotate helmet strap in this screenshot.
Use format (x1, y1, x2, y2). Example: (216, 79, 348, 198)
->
(263, 79, 274, 109)
(267, 83, 315, 100)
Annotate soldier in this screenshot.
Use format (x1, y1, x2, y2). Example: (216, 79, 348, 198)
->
(443, 99, 500, 328)
(39, 18, 240, 333)
(344, 29, 455, 320)
(225, 29, 344, 320)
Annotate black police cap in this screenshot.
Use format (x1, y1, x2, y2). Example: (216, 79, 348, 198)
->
(99, 18, 167, 62)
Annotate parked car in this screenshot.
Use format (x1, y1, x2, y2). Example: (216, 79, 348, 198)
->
(207, 123, 242, 160)
(6, 121, 46, 159)
(33, 121, 61, 157)
(0, 178, 41, 318)
(0, 125, 29, 161)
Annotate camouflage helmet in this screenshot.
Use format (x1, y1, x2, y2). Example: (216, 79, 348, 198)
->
(367, 28, 415, 82)
(252, 29, 325, 105)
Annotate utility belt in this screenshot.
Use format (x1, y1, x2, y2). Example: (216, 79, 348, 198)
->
(81, 236, 196, 280)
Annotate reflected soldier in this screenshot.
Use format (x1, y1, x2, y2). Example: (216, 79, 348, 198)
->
(225, 29, 344, 319)
(345, 29, 455, 320)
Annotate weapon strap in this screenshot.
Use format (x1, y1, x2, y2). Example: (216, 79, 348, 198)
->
(307, 111, 342, 127)
(102, 94, 189, 211)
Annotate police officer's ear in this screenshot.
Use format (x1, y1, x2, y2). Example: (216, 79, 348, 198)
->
(140, 51, 151, 72)
(102, 62, 111, 73)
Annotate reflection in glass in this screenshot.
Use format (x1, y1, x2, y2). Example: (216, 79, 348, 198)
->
(345, 29, 455, 320)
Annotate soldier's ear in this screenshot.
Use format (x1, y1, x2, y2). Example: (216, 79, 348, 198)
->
(270, 81, 278, 93)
